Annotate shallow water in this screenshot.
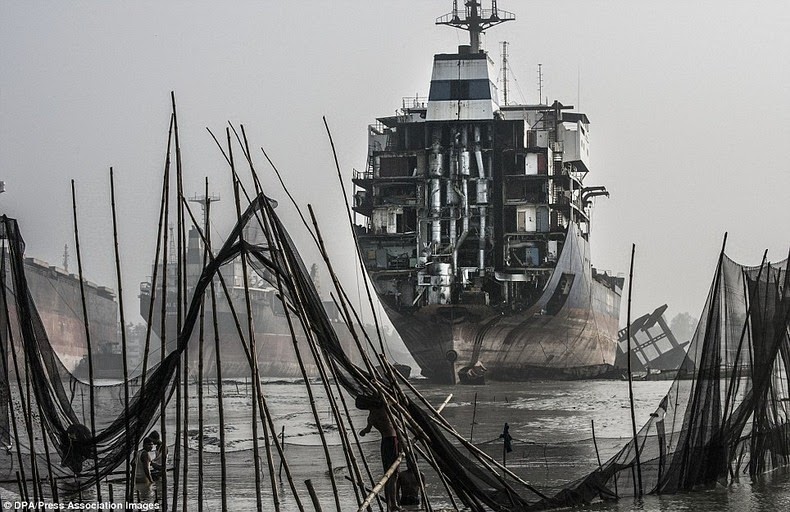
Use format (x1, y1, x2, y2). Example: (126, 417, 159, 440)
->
(4, 378, 790, 510)
(167, 378, 790, 510)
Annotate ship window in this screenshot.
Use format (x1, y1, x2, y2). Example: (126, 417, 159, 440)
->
(428, 79, 492, 101)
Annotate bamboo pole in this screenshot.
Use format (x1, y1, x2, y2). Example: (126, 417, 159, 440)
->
(239, 190, 348, 512)
(470, 392, 478, 442)
(304, 479, 323, 512)
(70, 179, 101, 501)
(591, 419, 603, 471)
(325, 359, 383, 512)
(258, 201, 369, 509)
(180, 188, 305, 511)
(227, 128, 275, 512)
(171, 91, 186, 512)
(23, 357, 44, 500)
(28, 354, 57, 502)
(255, 207, 343, 512)
(625, 243, 642, 497)
(391, 367, 548, 500)
(11, 317, 35, 503)
(109, 168, 132, 503)
(157, 132, 171, 512)
(318, 357, 365, 508)
(394, 415, 433, 512)
(410, 442, 460, 511)
(225, 127, 336, 512)
(0, 251, 31, 499)
(197, 177, 209, 512)
(357, 396, 453, 512)
(206, 209, 228, 512)
(322, 117, 387, 356)
(15, 471, 24, 502)
(138, 115, 174, 462)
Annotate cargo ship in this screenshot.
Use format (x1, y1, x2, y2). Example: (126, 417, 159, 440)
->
(2, 252, 119, 374)
(352, 1, 624, 383)
(139, 223, 358, 379)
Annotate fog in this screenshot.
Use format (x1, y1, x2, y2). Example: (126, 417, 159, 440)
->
(2, 0, 788, 337)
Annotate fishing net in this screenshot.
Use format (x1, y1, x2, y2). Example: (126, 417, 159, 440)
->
(527, 251, 790, 509)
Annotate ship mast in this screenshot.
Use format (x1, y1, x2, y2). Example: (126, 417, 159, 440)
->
(189, 193, 221, 233)
(436, 1, 515, 53)
(501, 41, 509, 105)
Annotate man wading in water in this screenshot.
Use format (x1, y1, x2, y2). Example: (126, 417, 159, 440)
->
(359, 400, 400, 511)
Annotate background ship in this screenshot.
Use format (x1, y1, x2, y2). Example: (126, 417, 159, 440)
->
(352, 1, 624, 383)
(139, 222, 358, 379)
(2, 253, 119, 374)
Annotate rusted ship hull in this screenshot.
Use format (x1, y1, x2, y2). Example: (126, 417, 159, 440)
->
(15, 258, 118, 372)
(378, 227, 622, 383)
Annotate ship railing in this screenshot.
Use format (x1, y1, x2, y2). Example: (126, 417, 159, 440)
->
(401, 95, 428, 111)
(354, 168, 373, 181)
(435, 8, 515, 25)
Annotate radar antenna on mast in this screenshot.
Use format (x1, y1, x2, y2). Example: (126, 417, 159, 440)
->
(189, 193, 221, 231)
(436, 1, 515, 53)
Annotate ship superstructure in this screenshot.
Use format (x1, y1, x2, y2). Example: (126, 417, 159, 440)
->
(352, 1, 623, 383)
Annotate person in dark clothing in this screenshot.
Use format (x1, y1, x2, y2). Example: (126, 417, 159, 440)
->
(360, 403, 400, 511)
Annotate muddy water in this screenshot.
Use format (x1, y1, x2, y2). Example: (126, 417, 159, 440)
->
(154, 378, 790, 511)
(6, 378, 789, 510)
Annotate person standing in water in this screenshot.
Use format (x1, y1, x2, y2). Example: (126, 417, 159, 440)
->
(135, 437, 159, 485)
(360, 402, 400, 511)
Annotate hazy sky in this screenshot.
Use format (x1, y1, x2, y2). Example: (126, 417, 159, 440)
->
(2, 0, 788, 334)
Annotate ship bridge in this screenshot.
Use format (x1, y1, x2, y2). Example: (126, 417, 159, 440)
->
(426, 50, 499, 121)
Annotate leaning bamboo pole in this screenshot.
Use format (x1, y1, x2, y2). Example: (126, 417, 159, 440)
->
(258, 146, 381, 380)
(14, 324, 37, 503)
(181, 189, 305, 511)
(28, 354, 58, 503)
(321, 117, 387, 357)
(236, 182, 342, 512)
(232, 125, 372, 509)
(625, 243, 642, 498)
(70, 180, 101, 501)
(0, 251, 32, 499)
(23, 357, 44, 500)
(138, 114, 174, 427)
(226, 128, 276, 512)
(391, 366, 548, 500)
(325, 359, 383, 512)
(357, 395, 453, 512)
(171, 91, 185, 512)
(157, 132, 171, 512)
(206, 212, 228, 512)
(109, 168, 132, 503)
(196, 177, 209, 512)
